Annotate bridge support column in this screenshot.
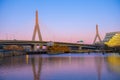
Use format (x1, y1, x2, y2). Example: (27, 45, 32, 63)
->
(79, 46, 82, 50)
(31, 45, 37, 51)
(39, 43, 42, 50)
(34, 44, 38, 51)
(31, 44, 43, 51)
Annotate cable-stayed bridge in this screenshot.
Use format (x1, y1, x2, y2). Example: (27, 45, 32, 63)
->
(0, 10, 102, 54)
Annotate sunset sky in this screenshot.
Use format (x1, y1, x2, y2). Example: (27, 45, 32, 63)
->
(0, 0, 120, 44)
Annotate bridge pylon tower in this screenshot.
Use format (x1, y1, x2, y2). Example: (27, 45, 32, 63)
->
(32, 10, 42, 41)
(93, 24, 102, 44)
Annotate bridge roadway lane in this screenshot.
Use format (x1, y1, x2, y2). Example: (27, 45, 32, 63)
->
(0, 40, 95, 47)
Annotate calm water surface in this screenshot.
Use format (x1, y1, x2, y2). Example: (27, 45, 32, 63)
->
(0, 53, 120, 80)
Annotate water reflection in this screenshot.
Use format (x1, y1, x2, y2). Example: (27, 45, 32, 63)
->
(0, 54, 120, 80)
(106, 55, 120, 74)
(41, 56, 103, 80)
(31, 56, 42, 80)
(95, 56, 103, 80)
(26, 54, 29, 64)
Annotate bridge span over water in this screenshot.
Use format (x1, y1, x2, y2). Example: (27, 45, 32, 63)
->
(0, 40, 96, 47)
(0, 11, 102, 53)
(0, 40, 100, 53)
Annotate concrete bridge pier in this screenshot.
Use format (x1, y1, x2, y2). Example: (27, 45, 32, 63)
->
(31, 45, 35, 51)
(79, 46, 82, 50)
(34, 44, 38, 51)
(31, 44, 43, 51)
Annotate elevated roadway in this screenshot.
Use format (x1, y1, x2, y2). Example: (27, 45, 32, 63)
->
(0, 40, 96, 47)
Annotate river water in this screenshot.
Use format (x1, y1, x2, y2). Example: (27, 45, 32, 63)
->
(0, 53, 120, 80)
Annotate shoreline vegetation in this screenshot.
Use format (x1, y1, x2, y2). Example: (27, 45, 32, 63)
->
(0, 44, 120, 57)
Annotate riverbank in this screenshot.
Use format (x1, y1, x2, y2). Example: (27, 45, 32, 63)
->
(0, 50, 26, 58)
(1, 51, 120, 58)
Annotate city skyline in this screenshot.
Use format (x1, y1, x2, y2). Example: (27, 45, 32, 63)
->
(0, 0, 120, 44)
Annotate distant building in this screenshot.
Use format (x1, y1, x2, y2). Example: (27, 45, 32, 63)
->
(103, 31, 120, 42)
(103, 31, 120, 47)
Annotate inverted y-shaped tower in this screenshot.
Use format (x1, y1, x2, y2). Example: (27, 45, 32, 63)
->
(32, 10, 42, 41)
(93, 24, 102, 44)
